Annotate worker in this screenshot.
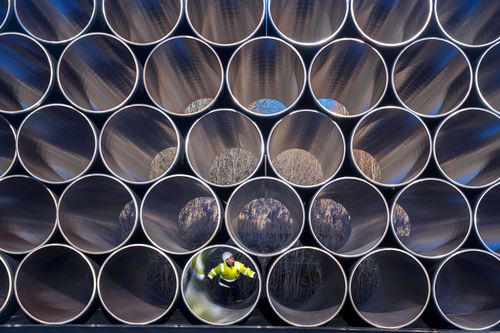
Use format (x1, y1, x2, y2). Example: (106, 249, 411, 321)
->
(206, 251, 256, 304)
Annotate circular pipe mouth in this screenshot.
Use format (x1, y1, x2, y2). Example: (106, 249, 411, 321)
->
(391, 178, 472, 259)
(0, 115, 15, 178)
(309, 177, 389, 258)
(225, 177, 305, 257)
(14, 244, 97, 325)
(103, 0, 182, 46)
(0, 32, 53, 114)
(186, 0, 265, 47)
(58, 174, 138, 255)
(476, 41, 500, 113)
(435, 0, 500, 48)
(144, 36, 223, 117)
(98, 244, 179, 325)
(351, 0, 432, 47)
(141, 174, 222, 255)
(57, 33, 140, 113)
(351, 106, 432, 187)
(349, 248, 431, 329)
(227, 37, 306, 117)
(266, 246, 347, 327)
(309, 38, 387, 118)
(0, 176, 57, 254)
(475, 182, 500, 256)
(14, 0, 96, 44)
(433, 249, 500, 330)
(434, 108, 500, 189)
(267, 110, 345, 188)
(17, 104, 97, 184)
(181, 245, 261, 325)
(392, 38, 472, 118)
(100, 104, 181, 184)
(186, 109, 264, 188)
(268, 0, 348, 46)
(0, 254, 14, 315)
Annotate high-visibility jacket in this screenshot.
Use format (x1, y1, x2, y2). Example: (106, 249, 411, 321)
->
(207, 261, 256, 282)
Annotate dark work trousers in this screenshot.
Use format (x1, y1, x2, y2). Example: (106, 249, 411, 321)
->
(219, 278, 242, 304)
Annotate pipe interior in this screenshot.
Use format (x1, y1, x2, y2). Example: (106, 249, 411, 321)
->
(16, 0, 94, 43)
(228, 39, 305, 115)
(476, 184, 500, 255)
(58, 176, 136, 253)
(0, 0, 8, 27)
(58, 34, 137, 112)
(477, 43, 500, 112)
(18, 105, 96, 183)
(0, 257, 9, 310)
(435, 109, 500, 187)
(99, 246, 177, 324)
(145, 37, 222, 115)
(0, 116, 15, 176)
(101, 105, 179, 183)
(393, 39, 471, 116)
(310, 40, 386, 116)
(104, 0, 181, 45)
(142, 176, 219, 254)
(0, 34, 52, 112)
(435, 251, 500, 329)
(16, 246, 94, 323)
(0, 177, 56, 253)
(187, 0, 264, 45)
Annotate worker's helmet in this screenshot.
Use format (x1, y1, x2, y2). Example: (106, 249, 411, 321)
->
(222, 251, 234, 261)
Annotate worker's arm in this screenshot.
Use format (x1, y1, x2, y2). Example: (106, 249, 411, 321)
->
(237, 262, 256, 279)
(207, 263, 223, 280)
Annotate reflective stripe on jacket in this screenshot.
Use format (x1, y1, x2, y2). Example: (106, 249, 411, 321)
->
(207, 261, 255, 281)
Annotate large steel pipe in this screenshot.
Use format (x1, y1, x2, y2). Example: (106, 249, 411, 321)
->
(351, 106, 431, 187)
(100, 104, 181, 184)
(309, 177, 388, 258)
(349, 248, 430, 329)
(391, 178, 471, 259)
(268, 0, 348, 46)
(0, 0, 10, 31)
(144, 36, 223, 116)
(267, 110, 345, 188)
(186, 0, 265, 47)
(14, 0, 96, 44)
(103, 0, 182, 46)
(434, 108, 500, 189)
(141, 174, 222, 255)
(186, 109, 264, 188)
(0, 176, 57, 254)
(225, 177, 304, 257)
(435, 0, 500, 48)
(58, 174, 138, 255)
(0, 115, 15, 178)
(182, 245, 261, 325)
(433, 249, 500, 330)
(266, 247, 347, 327)
(351, 0, 432, 47)
(0, 253, 16, 321)
(476, 41, 500, 113)
(392, 38, 472, 118)
(0, 32, 53, 114)
(475, 182, 500, 256)
(227, 37, 306, 117)
(17, 104, 97, 184)
(98, 244, 179, 325)
(309, 38, 387, 118)
(58, 33, 140, 113)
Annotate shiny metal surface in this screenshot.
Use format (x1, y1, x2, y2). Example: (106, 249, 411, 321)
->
(0, 253, 16, 318)
(14, 244, 97, 325)
(103, 0, 182, 45)
(392, 38, 472, 117)
(434, 108, 500, 189)
(475, 182, 500, 256)
(17, 104, 97, 184)
(433, 249, 500, 330)
(476, 41, 500, 113)
(57, 33, 139, 113)
(14, 0, 96, 44)
(144, 36, 223, 116)
(98, 244, 179, 325)
(391, 178, 471, 259)
(58, 174, 138, 255)
(309, 38, 387, 117)
(266, 246, 347, 327)
(0, 115, 15, 178)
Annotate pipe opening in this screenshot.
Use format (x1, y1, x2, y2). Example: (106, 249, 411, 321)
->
(475, 183, 500, 255)
(0, 115, 15, 177)
(310, 39, 387, 117)
(477, 42, 500, 113)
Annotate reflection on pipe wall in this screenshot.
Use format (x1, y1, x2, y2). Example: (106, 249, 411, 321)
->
(476, 41, 500, 113)
(475, 183, 500, 256)
(0, 115, 15, 178)
(0, 253, 16, 321)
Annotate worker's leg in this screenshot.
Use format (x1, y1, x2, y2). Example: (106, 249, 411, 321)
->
(230, 282, 243, 303)
(218, 280, 231, 304)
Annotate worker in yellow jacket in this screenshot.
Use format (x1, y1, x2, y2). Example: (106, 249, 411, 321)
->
(207, 251, 256, 303)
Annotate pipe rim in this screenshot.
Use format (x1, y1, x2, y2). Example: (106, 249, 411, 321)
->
(0, 254, 13, 314)
(140, 174, 223, 255)
(0, 0, 10, 31)
(0, 114, 16, 178)
(475, 41, 500, 114)
(474, 182, 500, 256)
